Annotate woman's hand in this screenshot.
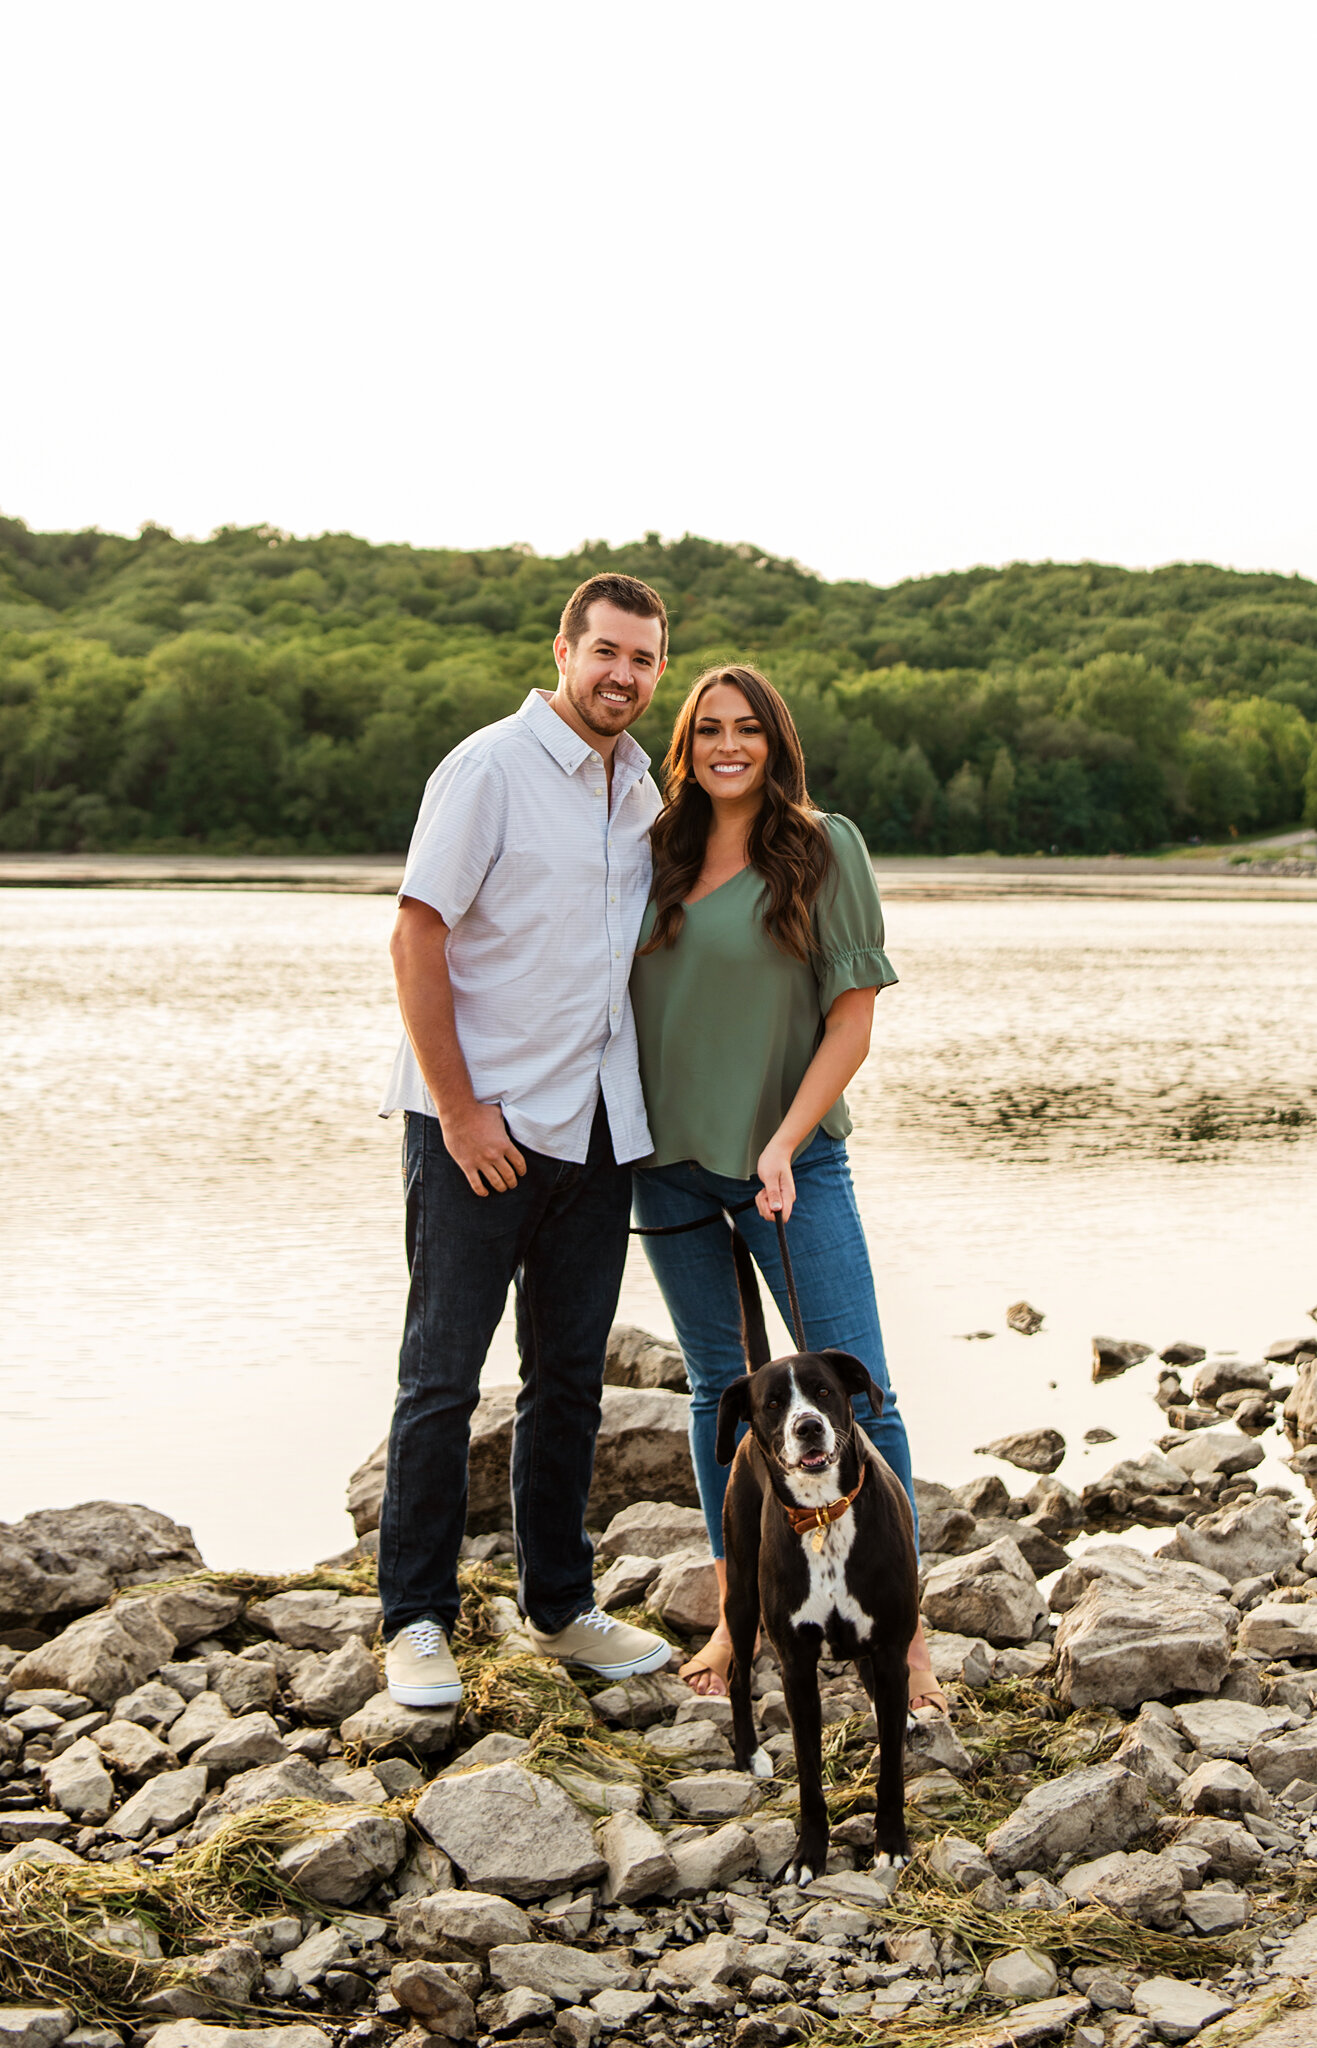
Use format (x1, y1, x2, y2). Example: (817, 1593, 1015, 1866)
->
(755, 1134, 797, 1222)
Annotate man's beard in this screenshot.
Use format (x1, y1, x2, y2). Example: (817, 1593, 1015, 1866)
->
(564, 675, 637, 737)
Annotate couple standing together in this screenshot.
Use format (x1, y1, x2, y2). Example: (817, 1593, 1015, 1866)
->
(378, 572, 942, 1713)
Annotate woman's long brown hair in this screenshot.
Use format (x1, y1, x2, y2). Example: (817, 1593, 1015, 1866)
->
(640, 665, 833, 961)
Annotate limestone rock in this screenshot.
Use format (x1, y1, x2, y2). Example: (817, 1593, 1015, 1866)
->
(0, 1502, 203, 1628)
(603, 1325, 688, 1392)
(985, 1762, 1154, 1875)
(109, 1765, 208, 1839)
(8, 1598, 177, 1706)
(959, 1996, 1090, 2046)
(646, 1719, 734, 1769)
(279, 1637, 378, 1723)
(0, 2014, 74, 2048)
(1092, 1451, 1190, 1497)
(144, 1583, 243, 1647)
(1161, 1430, 1264, 1480)
(1173, 1817, 1263, 1880)
(1007, 1303, 1045, 1336)
(413, 1764, 606, 1899)
(929, 1835, 994, 1889)
(1246, 1725, 1317, 1791)
(1178, 1758, 1271, 1818)
(276, 1808, 407, 1903)
(983, 1949, 1059, 2003)
(246, 1590, 381, 1652)
(168, 1691, 233, 1757)
(1285, 1356, 1317, 1447)
(1053, 1582, 1233, 1709)
(1194, 1359, 1273, 1405)
(1266, 1336, 1317, 1365)
(596, 1502, 708, 1561)
(487, 1943, 627, 2003)
(921, 1538, 1046, 1647)
(193, 1712, 288, 1778)
(116, 1680, 187, 1733)
(147, 2028, 329, 2048)
(919, 1506, 979, 1556)
(338, 1689, 457, 1755)
(41, 1738, 114, 1823)
(1132, 1978, 1232, 2044)
(646, 1548, 720, 1634)
(487, 1988, 555, 2035)
(970, 1517, 1071, 1577)
(667, 1771, 763, 1821)
(1182, 1887, 1249, 1934)
(395, 1888, 533, 1957)
(389, 1961, 477, 2041)
(1049, 1542, 1229, 1614)
(1237, 1602, 1317, 1659)
(664, 1822, 757, 1893)
(593, 1555, 660, 1610)
(1092, 1337, 1153, 1381)
(93, 1719, 179, 1781)
(1060, 1849, 1183, 1928)
(595, 1810, 676, 1903)
(587, 1672, 690, 1728)
(906, 1711, 973, 1780)
(925, 1629, 996, 1687)
(974, 1429, 1065, 1476)
(1160, 1497, 1304, 1582)
(1161, 1342, 1207, 1367)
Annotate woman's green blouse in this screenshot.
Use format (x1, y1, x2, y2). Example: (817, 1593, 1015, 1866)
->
(630, 812, 897, 1177)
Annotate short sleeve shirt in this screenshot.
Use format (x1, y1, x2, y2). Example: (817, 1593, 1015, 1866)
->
(380, 691, 661, 1164)
(629, 813, 897, 1176)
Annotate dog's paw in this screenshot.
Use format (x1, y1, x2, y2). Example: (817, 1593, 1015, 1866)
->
(872, 1850, 908, 1874)
(749, 1746, 774, 1780)
(784, 1860, 815, 1886)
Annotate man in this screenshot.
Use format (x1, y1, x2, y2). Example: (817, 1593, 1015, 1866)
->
(377, 571, 673, 1707)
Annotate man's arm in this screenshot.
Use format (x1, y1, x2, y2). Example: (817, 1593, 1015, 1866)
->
(390, 897, 527, 1197)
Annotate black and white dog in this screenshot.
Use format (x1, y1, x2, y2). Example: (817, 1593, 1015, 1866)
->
(715, 1230, 919, 1883)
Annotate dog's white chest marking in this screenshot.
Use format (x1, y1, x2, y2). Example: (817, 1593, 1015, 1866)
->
(788, 1503, 871, 1639)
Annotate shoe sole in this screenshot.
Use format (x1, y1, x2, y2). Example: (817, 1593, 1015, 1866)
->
(555, 1640, 673, 1682)
(387, 1679, 463, 1708)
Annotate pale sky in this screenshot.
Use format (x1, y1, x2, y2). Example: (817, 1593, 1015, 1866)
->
(4, 0, 1315, 588)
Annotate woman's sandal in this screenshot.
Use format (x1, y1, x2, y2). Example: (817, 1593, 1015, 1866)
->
(908, 1663, 951, 1716)
(679, 1638, 735, 1697)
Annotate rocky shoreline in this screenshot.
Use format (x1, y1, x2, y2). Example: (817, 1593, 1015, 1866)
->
(3, 1322, 1317, 2048)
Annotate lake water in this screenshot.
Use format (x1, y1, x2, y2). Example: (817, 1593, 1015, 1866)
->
(2, 885, 1315, 1571)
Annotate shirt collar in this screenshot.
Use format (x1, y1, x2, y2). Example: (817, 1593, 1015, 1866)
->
(519, 690, 651, 784)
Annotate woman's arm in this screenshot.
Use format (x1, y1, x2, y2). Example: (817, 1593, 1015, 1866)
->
(754, 984, 878, 1221)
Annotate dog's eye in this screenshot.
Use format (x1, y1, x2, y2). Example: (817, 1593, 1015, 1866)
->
(766, 1396, 782, 1411)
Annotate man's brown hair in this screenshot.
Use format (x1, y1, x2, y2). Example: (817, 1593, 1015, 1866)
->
(559, 573, 668, 660)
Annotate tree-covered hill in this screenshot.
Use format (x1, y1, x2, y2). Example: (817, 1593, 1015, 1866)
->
(2, 516, 1315, 854)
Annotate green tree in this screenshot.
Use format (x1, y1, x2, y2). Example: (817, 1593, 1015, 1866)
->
(983, 745, 1017, 849)
(945, 761, 985, 852)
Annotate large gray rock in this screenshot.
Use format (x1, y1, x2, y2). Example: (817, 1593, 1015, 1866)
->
(983, 1949, 1058, 2003)
(921, 1538, 1046, 1647)
(144, 1583, 243, 1647)
(350, 1385, 697, 1539)
(168, 1692, 232, 1757)
(276, 1808, 406, 1903)
(413, 1764, 606, 1900)
(148, 2028, 329, 2048)
(1173, 1699, 1290, 1760)
(664, 1822, 756, 1894)
(285, 1638, 380, 1723)
(596, 1503, 709, 1561)
(187, 1759, 351, 1843)
(1060, 1849, 1183, 1928)
(246, 1590, 381, 1652)
(193, 1713, 288, 1778)
(1161, 1430, 1265, 1480)
(667, 1771, 763, 1821)
(388, 1962, 477, 2042)
(1112, 1712, 1189, 1800)
(1132, 1978, 1233, 2043)
(646, 1548, 719, 1635)
(1049, 1543, 1229, 1615)
(1194, 1360, 1273, 1405)
(1160, 1496, 1304, 1582)
(1247, 1725, 1317, 1792)
(974, 1429, 1065, 1475)
(1090, 1451, 1191, 1498)
(338, 1690, 457, 1755)
(8, 1599, 177, 1706)
(41, 1737, 114, 1823)
(1053, 1582, 1234, 1709)
(1178, 1758, 1271, 1818)
(488, 1943, 626, 2004)
(595, 1811, 676, 1903)
(604, 1326, 688, 1393)
(1172, 1816, 1263, 1880)
(93, 1718, 178, 1781)
(395, 1888, 533, 1958)
(1237, 1602, 1317, 1659)
(1092, 1337, 1153, 1381)
(1285, 1356, 1317, 1447)
(109, 1765, 208, 1840)
(0, 1503, 203, 1628)
(985, 1763, 1155, 1876)
(0, 2016, 73, 2048)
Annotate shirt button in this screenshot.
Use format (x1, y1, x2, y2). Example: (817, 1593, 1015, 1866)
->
(612, 1005, 619, 1015)
(610, 893, 616, 903)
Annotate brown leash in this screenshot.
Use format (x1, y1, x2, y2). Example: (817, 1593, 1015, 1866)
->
(781, 1457, 867, 1551)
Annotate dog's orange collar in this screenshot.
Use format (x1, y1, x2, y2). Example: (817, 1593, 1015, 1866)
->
(781, 1458, 866, 1540)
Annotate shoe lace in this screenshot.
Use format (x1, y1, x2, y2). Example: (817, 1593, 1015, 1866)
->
(403, 1618, 446, 1657)
(575, 1605, 618, 1636)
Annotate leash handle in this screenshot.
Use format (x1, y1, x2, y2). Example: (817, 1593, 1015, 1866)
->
(775, 1210, 807, 1352)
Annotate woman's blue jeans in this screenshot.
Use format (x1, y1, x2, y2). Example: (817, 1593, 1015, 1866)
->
(632, 1130, 917, 1558)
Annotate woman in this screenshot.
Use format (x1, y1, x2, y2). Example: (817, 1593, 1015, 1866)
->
(631, 664, 944, 1710)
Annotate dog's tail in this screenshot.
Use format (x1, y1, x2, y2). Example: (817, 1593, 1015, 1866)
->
(729, 1224, 771, 1370)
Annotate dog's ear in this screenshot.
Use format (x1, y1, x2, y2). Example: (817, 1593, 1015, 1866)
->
(715, 1377, 754, 1466)
(820, 1349, 884, 1417)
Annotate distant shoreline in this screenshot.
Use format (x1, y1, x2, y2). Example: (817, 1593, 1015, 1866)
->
(4, 850, 1317, 902)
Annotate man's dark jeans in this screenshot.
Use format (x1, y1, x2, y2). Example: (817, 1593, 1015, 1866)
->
(378, 1099, 631, 1640)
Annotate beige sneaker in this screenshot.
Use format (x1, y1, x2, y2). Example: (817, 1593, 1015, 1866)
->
(525, 1605, 672, 1680)
(385, 1618, 463, 1707)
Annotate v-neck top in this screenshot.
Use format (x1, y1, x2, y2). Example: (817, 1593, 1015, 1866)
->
(630, 812, 897, 1176)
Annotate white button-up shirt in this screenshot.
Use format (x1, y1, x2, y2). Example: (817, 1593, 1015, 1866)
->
(379, 689, 660, 1164)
